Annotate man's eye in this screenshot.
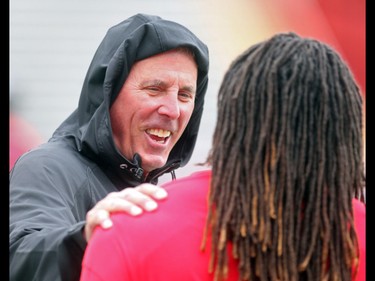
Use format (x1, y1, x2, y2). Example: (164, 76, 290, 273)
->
(148, 87, 160, 92)
(179, 92, 194, 101)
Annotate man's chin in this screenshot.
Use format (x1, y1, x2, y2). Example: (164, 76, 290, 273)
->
(141, 156, 168, 173)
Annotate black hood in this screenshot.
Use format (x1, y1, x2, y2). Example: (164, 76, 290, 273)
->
(51, 13, 209, 184)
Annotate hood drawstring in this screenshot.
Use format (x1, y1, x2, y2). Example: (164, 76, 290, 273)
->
(129, 167, 144, 180)
(131, 153, 144, 180)
(119, 153, 144, 181)
(119, 154, 179, 183)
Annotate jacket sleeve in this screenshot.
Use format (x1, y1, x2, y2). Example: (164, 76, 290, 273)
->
(9, 152, 90, 281)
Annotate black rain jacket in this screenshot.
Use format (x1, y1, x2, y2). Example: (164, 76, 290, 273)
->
(9, 13, 209, 281)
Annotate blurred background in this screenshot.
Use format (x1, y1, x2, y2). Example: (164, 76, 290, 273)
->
(10, 0, 366, 182)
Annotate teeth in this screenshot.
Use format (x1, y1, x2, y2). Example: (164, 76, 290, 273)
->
(146, 129, 171, 138)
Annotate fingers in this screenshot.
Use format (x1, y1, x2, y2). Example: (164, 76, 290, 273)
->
(97, 190, 146, 214)
(115, 184, 168, 211)
(132, 183, 168, 200)
(85, 197, 140, 242)
(85, 207, 111, 240)
(83, 184, 168, 242)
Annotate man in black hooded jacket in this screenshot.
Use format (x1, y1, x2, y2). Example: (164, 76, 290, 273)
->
(9, 13, 209, 281)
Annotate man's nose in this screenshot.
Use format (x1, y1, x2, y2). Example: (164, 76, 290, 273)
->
(157, 94, 181, 119)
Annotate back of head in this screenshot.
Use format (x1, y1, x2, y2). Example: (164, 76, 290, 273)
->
(205, 32, 365, 280)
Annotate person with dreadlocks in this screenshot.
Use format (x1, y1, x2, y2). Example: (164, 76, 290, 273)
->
(79, 32, 365, 281)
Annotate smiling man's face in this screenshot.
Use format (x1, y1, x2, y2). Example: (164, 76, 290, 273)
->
(110, 48, 198, 174)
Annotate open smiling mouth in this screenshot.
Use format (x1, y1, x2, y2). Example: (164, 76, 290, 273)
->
(146, 128, 171, 144)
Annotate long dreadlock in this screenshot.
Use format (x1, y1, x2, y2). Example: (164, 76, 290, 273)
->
(202, 32, 365, 281)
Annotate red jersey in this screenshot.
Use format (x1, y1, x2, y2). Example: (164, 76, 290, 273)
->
(80, 170, 366, 281)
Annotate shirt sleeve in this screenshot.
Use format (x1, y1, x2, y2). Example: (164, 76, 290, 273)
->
(80, 224, 128, 281)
